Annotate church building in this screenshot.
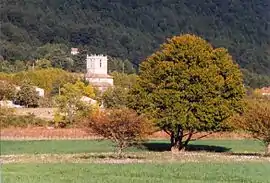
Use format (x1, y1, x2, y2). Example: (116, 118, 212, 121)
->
(85, 54, 113, 92)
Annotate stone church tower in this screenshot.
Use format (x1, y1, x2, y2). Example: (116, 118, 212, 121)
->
(85, 54, 113, 91)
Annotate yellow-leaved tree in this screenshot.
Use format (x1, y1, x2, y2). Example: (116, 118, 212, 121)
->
(232, 98, 270, 155)
(54, 80, 96, 127)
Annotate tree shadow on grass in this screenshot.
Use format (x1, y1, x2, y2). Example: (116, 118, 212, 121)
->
(141, 142, 231, 153)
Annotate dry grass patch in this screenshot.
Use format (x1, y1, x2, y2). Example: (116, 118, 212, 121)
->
(1, 151, 269, 164)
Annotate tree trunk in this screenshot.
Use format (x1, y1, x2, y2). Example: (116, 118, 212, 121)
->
(116, 143, 124, 158)
(170, 125, 183, 152)
(170, 126, 194, 153)
(180, 131, 194, 152)
(266, 143, 270, 156)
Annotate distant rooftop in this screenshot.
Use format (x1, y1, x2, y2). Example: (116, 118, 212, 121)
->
(259, 86, 270, 95)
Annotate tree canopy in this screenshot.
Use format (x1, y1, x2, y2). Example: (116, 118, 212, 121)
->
(14, 81, 39, 108)
(129, 34, 245, 151)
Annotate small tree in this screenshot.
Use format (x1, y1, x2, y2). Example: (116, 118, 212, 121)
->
(55, 81, 95, 125)
(232, 99, 270, 156)
(87, 108, 154, 155)
(129, 34, 245, 152)
(15, 81, 39, 107)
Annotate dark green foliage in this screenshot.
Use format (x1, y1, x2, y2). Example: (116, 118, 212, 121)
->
(111, 72, 137, 89)
(102, 87, 129, 108)
(14, 81, 39, 108)
(242, 69, 270, 89)
(129, 34, 245, 151)
(101, 72, 137, 108)
(108, 57, 136, 74)
(1, 0, 269, 75)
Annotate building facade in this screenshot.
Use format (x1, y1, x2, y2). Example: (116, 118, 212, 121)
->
(85, 54, 113, 91)
(71, 48, 79, 55)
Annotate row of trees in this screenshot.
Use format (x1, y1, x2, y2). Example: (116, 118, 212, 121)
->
(0, 68, 79, 96)
(0, 43, 136, 74)
(2, 45, 269, 89)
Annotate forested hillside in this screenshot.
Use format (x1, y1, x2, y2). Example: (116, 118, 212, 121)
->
(1, 0, 269, 75)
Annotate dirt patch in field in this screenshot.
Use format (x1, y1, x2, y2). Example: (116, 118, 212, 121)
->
(14, 108, 55, 121)
(0, 127, 251, 140)
(1, 152, 269, 164)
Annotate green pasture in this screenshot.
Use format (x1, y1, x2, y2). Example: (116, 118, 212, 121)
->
(1, 139, 269, 183)
(0, 139, 265, 155)
(3, 162, 270, 183)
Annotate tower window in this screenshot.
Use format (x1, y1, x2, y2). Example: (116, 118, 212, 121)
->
(100, 59, 102, 67)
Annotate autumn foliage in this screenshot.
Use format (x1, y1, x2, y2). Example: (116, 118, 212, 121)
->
(86, 108, 154, 155)
(232, 99, 270, 155)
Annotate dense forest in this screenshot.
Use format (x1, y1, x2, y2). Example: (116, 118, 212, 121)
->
(1, 0, 269, 77)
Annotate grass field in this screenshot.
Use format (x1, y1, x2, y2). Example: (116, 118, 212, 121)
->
(0, 139, 265, 155)
(1, 139, 269, 183)
(3, 162, 270, 183)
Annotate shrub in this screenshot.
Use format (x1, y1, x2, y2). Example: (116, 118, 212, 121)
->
(86, 108, 154, 155)
(232, 99, 270, 156)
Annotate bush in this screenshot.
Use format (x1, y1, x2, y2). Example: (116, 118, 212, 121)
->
(86, 108, 154, 155)
(231, 99, 270, 156)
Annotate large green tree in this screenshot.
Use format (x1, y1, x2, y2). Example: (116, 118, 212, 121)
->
(129, 34, 245, 151)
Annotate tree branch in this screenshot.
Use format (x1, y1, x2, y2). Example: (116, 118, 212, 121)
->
(190, 131, 214, 141)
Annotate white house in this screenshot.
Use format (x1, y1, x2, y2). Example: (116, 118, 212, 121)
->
(35, 87, 45, 97)
(85, 54, 113, 91)
(71, 48, 79, 55)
